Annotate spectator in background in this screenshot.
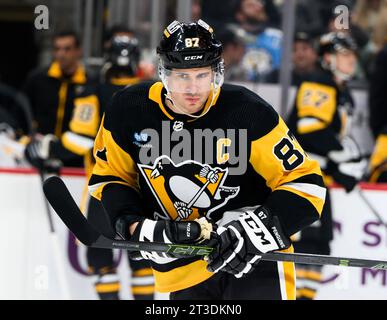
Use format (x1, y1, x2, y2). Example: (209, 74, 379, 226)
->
(352, 0, 387, 52)
(368, 42, 387, 182)
(351, 0, 387, 77)
(201, 0, 240, 30)
(235, 0, 282, 82)
(217, 27, 247, 81)
(267, 32, 319, 85)
(22, 30, 97, 169)
(191, 0, 202, 21)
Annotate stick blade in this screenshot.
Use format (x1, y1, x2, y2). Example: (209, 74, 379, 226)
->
(43, 176, 99, 246)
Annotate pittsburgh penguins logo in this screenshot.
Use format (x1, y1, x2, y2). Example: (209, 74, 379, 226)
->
(138, 156, 239, 221)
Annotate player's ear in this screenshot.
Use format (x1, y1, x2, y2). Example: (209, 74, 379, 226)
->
(323, 53, 331, 65)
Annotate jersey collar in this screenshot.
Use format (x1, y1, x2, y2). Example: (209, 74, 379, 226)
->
(47, 61, 87, 84)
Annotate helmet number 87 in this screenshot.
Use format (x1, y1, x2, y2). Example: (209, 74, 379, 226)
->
(185, 37, 200, 48)
(273, 132, 305, 170)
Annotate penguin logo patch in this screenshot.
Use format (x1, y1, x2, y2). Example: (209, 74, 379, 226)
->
(138, 156, 239, 221)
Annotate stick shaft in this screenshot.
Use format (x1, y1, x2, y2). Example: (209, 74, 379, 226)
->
(43, 176, 387, 270)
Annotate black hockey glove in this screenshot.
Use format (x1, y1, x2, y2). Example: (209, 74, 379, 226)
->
(326, 158, 367, 193)
(206, 206, 291, 278)
(116, 216, 212, 263)
(24, 134, 62, 172)
(325, 136, 368, 192)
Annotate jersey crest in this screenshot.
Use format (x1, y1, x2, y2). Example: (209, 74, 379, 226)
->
(138, 156, 239, 221)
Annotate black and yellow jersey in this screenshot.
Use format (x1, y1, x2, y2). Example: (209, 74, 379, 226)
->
(22, 61, 98, 167)
(287, 69, 355, 159)
(88, 81, 326, 293)
(369, 126, 387, 182)
(54, 77, 141, 176)
(369, 47, 387, 183)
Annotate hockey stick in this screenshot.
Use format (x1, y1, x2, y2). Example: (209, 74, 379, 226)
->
(43, 176, 387, 270)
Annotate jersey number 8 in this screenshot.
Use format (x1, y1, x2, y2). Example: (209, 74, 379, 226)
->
(274, 133, 304, 170)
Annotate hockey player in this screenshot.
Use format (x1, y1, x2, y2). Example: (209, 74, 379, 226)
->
(287, 32, 366, 299)
(23, 34, 154, 300)
(64, 35, 154, 300)
(84, 35, 154, 300)
(23, 30, 97, 169)
(368, 44, 387, 183)
(88, 20, 326, 300)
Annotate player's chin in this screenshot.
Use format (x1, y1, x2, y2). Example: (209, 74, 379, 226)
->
(188, 102, 205, 114)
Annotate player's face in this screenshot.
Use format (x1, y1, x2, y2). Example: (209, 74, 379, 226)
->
(335, 50, 357, 78)
(293, 41, 317, 71)
(53, 36, 81, 73)
(166, 67, 213, 114)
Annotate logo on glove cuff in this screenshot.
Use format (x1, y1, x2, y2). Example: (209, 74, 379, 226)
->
(243, 214, 271, 246)
(240, 211, 279, 252)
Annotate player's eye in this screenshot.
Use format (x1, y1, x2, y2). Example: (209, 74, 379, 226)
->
(176, 73, 189, 80)
(197, 72, 210, 79)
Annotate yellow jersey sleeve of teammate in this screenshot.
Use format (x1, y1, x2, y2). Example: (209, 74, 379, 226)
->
(296, 82, 336, 135)
(62, 94, 100, 156)
(369, 134, 387, 182)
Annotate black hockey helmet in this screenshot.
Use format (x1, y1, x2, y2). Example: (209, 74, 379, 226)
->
(108, 35, 140, 72)
(157, 19, 223, 69)
(318, 32, 357, 56)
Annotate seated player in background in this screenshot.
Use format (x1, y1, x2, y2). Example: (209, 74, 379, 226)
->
(287, 32, 367, 299)
(63, 33, 154, 300)
(368, 42, 387, 183)
(23, 31, 97, 170)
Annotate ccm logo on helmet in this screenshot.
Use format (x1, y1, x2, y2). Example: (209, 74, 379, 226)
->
(184, 55, 203, 61)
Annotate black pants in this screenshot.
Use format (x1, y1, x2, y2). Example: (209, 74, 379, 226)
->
(170, 260, 295, 300)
